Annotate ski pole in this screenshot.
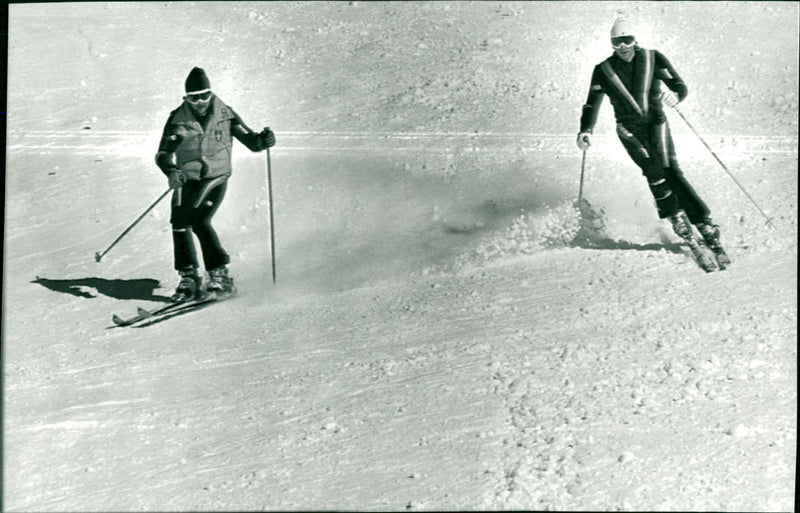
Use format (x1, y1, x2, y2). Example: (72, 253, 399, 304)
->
(578, 149, 587, 204)
(94, 188, 171, 262)
(673, 106, 775, 229)
(265, 128, 276, 283)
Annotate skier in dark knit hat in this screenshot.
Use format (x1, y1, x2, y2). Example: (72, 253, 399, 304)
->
(155, 67, 275, 301)
(576, 18, 729, 269)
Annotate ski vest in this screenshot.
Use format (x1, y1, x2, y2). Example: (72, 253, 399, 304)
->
(168, 97, 235, 181)
(599, 48, 661, 125)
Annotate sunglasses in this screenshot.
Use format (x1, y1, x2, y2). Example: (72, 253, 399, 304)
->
(185, 91, 212, 104)
(611, 36, 636, 49)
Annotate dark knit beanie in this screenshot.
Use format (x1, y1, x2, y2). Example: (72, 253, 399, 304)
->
(185, 67, 211, 94)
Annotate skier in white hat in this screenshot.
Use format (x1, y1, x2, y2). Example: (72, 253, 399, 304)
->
(576, 18, 729, 270)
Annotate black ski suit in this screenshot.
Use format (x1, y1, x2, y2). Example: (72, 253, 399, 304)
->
(155, 95, 266, 271)
(580, 46, 711, 223)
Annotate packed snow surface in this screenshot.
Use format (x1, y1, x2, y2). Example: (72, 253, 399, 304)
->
(4, 2, 797, 511)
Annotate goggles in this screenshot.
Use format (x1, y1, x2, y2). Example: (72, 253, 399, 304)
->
(611, 36, 636, 49)
(185, 91, 212, 105)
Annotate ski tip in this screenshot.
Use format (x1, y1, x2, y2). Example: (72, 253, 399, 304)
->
(112, 314, 126, 325)
(137, 306, 153, 318)
(699, 257, 718, 273)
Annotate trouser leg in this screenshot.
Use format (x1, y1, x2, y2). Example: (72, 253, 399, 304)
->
(171, 177, 231, 272)
(190, 178, 230, 270)
(655, 126, 723, 259)
(617, 123, 679, 219)
(170, 187, 199, 271)
(653, 122, 712, 224)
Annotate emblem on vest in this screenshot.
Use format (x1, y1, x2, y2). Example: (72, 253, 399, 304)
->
(214, 130, 222, 142)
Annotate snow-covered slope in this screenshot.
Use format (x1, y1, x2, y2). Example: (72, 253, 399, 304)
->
(4, 2, 797, 511)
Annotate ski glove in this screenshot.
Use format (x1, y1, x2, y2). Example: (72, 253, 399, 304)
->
(257, 127, 276, 150)
(576, 132, 592, 151)
(167, 169, 187, 189)
(659, 90, 679, 108)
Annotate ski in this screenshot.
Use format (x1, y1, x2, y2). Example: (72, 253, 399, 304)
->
(693, 223, 731, 271)
(111, 294, 218, 327)
(683, 236, 718, 273)
(712, 248, 731, 270)
(131, 292, 235, 327)
(111, 300, 195, 327)
(110, 292, 235, 328)
(701, 241, 731, 270)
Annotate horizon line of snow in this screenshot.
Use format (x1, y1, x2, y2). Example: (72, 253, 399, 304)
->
(8, 130, 799, 141)
(9, 145, 796, 156)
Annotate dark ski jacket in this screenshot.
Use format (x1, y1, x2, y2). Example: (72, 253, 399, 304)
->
(155, 95, 263, 181)
(579, 46, 688, 133)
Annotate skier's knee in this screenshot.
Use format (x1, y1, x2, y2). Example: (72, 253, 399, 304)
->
(190, 218, 214, 235)
(647, 178, 672, 200)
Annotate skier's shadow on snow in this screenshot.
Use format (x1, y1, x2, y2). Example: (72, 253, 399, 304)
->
(32, 277, 173, 303)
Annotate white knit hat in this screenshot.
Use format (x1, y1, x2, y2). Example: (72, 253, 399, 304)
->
(610, 18, 635, 39)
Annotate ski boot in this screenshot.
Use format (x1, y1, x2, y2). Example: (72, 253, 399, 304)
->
(171, 267, 203, 302)
(669, 210, 717, 272)
(669, 210, 693, 240)
(206, 266, 237, 297)
(696, 220, 731, 270)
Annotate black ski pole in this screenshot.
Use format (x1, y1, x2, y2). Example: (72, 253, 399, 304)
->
(673, 106, 775, 229)
(95, 188, 171, 262)
(265, 127, 276, 283)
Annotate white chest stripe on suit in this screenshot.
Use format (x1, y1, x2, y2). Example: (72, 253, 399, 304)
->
(600, 50, 654, 118)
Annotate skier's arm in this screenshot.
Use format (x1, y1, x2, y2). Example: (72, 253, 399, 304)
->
(154, 115, 182, 175)
(579, 66, 605, 134)
(656, 51, 688, 102)
(230, 108, 274, 151)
